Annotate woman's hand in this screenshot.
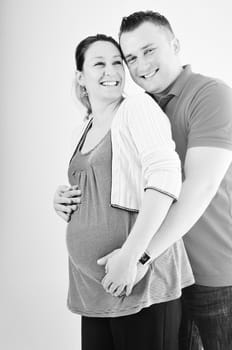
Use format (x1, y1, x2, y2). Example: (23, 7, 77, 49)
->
(53, 185, 81, 222)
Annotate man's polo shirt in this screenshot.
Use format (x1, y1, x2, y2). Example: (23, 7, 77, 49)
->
(153, 65, 232, 286)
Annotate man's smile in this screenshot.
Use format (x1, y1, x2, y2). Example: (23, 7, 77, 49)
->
(141, 68, 159, 80)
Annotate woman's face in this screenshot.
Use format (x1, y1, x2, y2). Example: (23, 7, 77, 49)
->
(79, 41, 125, 104)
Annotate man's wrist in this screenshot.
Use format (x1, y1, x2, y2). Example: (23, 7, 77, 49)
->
(138, 251, 152, 266)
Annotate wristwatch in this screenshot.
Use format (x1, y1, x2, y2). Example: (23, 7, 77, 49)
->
(138, 252, 151, 265)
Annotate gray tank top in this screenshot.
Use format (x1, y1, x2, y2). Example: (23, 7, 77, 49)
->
(66, 120, 194, 317)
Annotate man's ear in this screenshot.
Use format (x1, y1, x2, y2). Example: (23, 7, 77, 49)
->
(172, 37, 180, 54)
(75, 70, 85, 86)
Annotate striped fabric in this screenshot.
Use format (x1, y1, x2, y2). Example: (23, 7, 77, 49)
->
(111, 93, 181, 211)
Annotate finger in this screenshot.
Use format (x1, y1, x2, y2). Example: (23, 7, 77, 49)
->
(111, 284, 124, 297)
(118, 289, 126, 298)
(54, 195, 74, 205)
(53, 197, 81, 212)
(70, 204, 78, 211)
(69, 196, 81, 204)
(57, 185, 70, 193)
(63, 189, 82, 198)
(101, 275, 106, 285)
(97, 255, 109, 265)
(97, 251, 114, 265)
(112, 284, 125, 297)
(63, 204, 78, 213)
(55, 195, 81, 206)
(54, 204, 73, 214)
(102, 276, 112, 291)
(108, 282, 121, 295)
(125, 283, 133, 297)
(57, 211, 70, 222)
(70, 184, 79, 190)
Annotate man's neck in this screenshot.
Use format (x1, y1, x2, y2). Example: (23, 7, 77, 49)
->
(152, 66, 183, 97)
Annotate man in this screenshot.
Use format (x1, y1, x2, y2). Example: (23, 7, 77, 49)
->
(98, 11, 232, 350)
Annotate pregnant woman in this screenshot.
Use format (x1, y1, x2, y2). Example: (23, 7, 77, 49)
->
(54, 33, 194, 350)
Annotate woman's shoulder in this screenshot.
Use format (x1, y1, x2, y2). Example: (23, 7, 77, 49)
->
(123, 92, 156, 104)
(118, 93, 163, 125)
(121, 92, 160, 113)
(70, 117, 93, 149)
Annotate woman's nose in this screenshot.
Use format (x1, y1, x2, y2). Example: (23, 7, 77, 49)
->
(103, 64, 116, 76)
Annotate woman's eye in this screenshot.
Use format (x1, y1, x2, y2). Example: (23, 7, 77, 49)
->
(114, 60, 122, 65)
(94, 62, 104, 66)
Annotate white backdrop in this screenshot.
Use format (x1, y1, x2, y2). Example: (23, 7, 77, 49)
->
(1, 1, 232, 349)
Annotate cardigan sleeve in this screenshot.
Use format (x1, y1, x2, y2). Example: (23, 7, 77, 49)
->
(125, 93, 181, 200)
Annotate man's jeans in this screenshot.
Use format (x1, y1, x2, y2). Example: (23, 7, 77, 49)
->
(179, 284, 232, 350)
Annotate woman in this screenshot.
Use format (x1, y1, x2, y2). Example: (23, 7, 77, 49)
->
(54, 34, 194, 350)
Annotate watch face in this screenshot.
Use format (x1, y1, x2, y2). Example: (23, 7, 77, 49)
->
(139, 252, 151, 265)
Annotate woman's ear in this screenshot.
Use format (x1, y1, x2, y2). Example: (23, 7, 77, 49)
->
(75, 70, 85, 87)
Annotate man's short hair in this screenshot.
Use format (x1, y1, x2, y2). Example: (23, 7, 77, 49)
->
(119, 11, 174, 38)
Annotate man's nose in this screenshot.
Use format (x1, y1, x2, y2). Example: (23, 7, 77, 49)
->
(136, 58, 151, 75)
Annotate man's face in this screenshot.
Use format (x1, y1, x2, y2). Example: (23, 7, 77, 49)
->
(120, 21, 181, 94)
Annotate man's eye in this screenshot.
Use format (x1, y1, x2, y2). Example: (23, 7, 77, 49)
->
(127, 57, 136, 64)
(144, 48, 155, 55)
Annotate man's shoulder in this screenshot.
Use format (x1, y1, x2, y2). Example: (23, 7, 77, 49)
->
(185, 70, 231, 95)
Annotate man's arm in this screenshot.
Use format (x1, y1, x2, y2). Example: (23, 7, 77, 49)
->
(98, 146, 232, 296)
(146, 146, 232, 260)
(99, 189, 173, 296)
(98, 94, 181, 296)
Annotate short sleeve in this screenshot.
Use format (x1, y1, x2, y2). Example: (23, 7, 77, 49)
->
(124, 93, 182, 200)
(188, 82, 232, 150)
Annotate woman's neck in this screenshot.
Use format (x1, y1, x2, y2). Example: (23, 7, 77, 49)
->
(90, 96, 124, 127)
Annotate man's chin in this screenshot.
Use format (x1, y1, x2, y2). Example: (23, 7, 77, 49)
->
(131, 77, 157, 93)
(140, 82, 158, 94)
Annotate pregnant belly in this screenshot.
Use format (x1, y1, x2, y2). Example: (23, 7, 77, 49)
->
(66, 205, 136, 280)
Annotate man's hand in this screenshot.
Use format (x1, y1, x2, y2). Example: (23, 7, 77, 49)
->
(134, 263, 150, 287)
(53, 185, 81, 222)
(97, 249, 149, 297)
(98, 249, 137, 296)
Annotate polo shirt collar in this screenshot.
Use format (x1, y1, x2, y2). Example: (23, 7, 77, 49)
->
(168, 64, 192, 97)
(150, 65, 192, 100)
